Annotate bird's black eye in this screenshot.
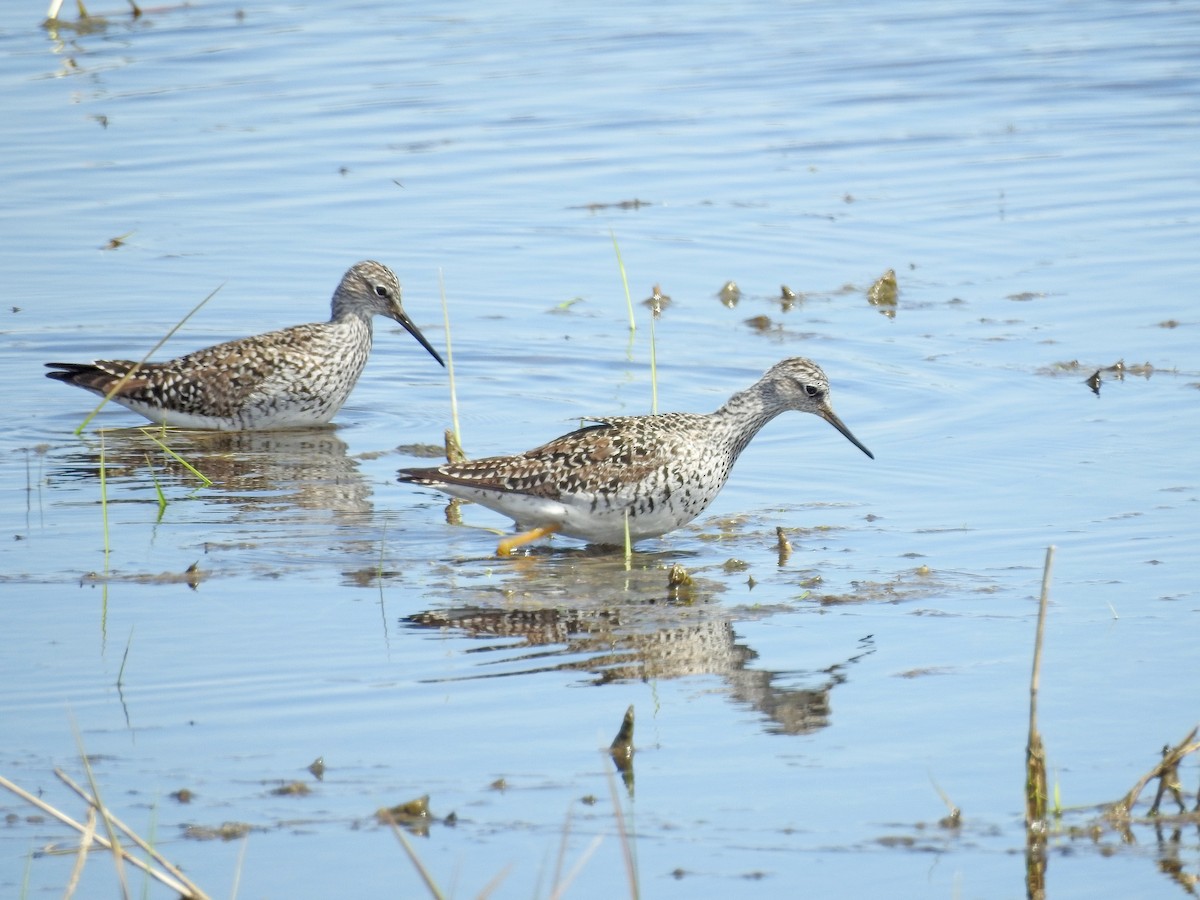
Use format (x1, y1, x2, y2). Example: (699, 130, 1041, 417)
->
(804, 384, 820, 398)
(374, 284, 390, 299)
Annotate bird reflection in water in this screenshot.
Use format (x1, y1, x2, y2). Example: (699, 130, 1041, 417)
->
(402, 554, 874, 737)
(48, 426, 373, 517)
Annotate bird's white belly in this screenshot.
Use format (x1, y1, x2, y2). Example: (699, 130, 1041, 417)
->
(560, 503, 690, 544)
(121, 398, 337, 431)
(432, 483, 710, 545)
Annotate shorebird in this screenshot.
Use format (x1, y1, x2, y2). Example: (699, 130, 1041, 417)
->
(398, 357, 873, 555)
(45, 260, 444, 430)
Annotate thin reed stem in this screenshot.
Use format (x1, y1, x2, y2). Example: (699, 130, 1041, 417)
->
(438, 269, 462, 449)
(76, 284, 223, 435)
(610, 230, 634, 333)
(140, 430, 212, 487)
(99, 432, 110, 570)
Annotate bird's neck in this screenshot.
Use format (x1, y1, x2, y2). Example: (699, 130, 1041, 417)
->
(330, 303, 376, 330)
(712, 382, 781, 459)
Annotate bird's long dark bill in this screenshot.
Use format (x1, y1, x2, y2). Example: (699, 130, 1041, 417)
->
(819, 407, 874, 459)
(394, 310, 446, 367)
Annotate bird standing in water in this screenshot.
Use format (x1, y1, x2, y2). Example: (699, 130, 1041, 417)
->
(45, 260, 444, 430)
(398, 357, 872, 555)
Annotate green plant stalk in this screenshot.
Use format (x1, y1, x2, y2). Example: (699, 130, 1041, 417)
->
(439, 269, 462, 450)
(99, 432, 110, 569)
(230, 833, 249, 900)
(72, 719, 131, 900)
(386, 814, 447, 900)
(606, 763, 640, 899)
(75, 284, 224, 436)
(53, 768, 207, 899)
(143, 453, 167, 517)
(20, 846, 32, 900)
(610, 229, 635, 333)
(547, 813, 603, 900)
(377, 520, 387, 585)
(64, 802, 97, 896)
(0, 772, 204, 899)
(140, 430, 212, 487)
(141, 799, 158, 900)
(117, 627, 133, 688)
(376, 521, 391, 647)
(649, 309, 658, 414)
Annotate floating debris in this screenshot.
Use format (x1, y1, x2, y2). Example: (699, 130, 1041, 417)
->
(444, 428, 467, 464)
(1041, 359, 1156, 394)
(169, 788, 193, 804)
(744, 314, 773, 332)
(376, 794, 430, 830)
(80, 564, 204, 589)
(548, 296, 584, 314)
(609, 705, 635, 791)
(183, 821, 255, 842)
(444, 429, 465, 465)
(308, 756, 325, 781)
(609, 705, 635, 760)
(779, 285, 798, 312)
(642, 284, 672, 317)
(269, 781, 311, 797)
(667, 562, 695, 603)
(102, 231, 134, 251)
(393, 442, 443, 459)
(1044, 359, 1154, 377)
(867, 269, 898, 316)
(569, 199, 651, 211)
(775, 527, 792, 565)
(1149, 744, 1189, 816)
(717, 280, 742, 308)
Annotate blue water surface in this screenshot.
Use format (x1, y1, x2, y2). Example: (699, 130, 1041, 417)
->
(1, 1, 1198, 897)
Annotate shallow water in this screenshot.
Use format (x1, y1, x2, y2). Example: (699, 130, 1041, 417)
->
(2, 1, 1199, 897)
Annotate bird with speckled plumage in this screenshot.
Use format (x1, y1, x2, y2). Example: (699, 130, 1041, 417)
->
(45, 261, 444, 430)
(398, 357, 873, 555)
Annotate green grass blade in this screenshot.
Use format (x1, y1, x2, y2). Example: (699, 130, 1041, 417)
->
(99, 431, 110, 569)
(140, 430, 212, 487)
(71, 719, 131, 900)
(438, 269, 462, 450)
(610, 229, 634, 333)
(143, 453, 167, 518)
(649, 309, 658, 414)
(74, 283, 224, 436)
(117, 627, 133, 688)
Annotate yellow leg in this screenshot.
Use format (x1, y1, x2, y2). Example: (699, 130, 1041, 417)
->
(496, 523, 561, 557)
